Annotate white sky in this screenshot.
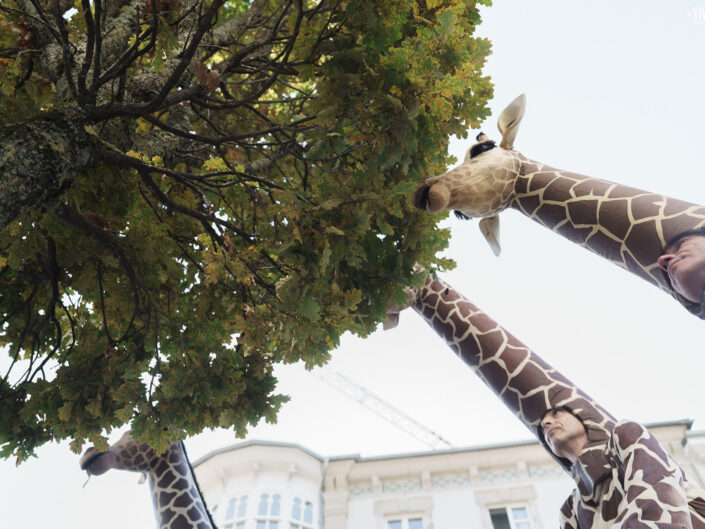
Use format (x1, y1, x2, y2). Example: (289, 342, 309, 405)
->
(3, 1, 705, 528)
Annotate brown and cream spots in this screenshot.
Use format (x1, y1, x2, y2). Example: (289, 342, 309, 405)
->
(413, 94, 705, 317)
(386, 271, 705, 528)
(80, 431, 214, 529)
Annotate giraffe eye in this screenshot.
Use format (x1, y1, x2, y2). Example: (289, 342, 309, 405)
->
(469, 140, 496, 159)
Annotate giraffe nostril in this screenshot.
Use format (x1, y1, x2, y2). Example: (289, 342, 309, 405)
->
(412, 184, 431, 210)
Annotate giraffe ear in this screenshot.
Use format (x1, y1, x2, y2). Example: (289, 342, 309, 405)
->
(479, 216, 501, 256)
(497, 94, 526, 150)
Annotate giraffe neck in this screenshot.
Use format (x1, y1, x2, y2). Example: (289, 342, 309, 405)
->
(413, 276, 615, 496)
(144, 441, 213, 529)
(509, 155, 705, 315)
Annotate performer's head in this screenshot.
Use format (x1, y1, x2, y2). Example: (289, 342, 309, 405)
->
(540, 408, 588, 463)
(657, 229, 705, 303)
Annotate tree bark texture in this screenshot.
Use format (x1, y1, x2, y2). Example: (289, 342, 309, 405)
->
(0, 114, 94, 230)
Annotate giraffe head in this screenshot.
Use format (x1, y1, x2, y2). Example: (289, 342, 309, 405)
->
(412, 94, 527, 255)
(80, 430, 157, 476)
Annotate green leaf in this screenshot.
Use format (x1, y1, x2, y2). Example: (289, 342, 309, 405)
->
(298, 297, 321, 320)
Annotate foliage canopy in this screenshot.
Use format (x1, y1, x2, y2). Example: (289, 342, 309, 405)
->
(0, 0, 492, 461)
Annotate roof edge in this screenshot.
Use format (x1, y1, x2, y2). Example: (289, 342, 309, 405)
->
(193, 439, 325, 467)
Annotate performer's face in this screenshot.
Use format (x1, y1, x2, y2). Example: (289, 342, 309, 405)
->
(541, 408, 587, 462)
(658, 234, 705, 303)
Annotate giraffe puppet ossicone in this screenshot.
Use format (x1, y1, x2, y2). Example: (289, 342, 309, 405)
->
(385, 270, 705, 528)
(80, 431, 215, 529)
(413, 94, 705, 318)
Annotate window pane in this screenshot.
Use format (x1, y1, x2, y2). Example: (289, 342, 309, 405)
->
(489, 508, 511, 529)
(236, 524, 245, 529)
(303, 501, 313, 524)
(238, 496, 248, 517)
(270, 522, 279, 529)
(226, 498, 237, 520)
(409, 519, 424, 529)
(387, 521, 402, 529)
(511, 507, 528, 520)
(271, 494, 281, 516)
(256, 521, 266, 529)
(290, 524, 300, 529)
(515, 522, 532, 529)
(292, 498, 301, 520)
(259, 494, 270, 516)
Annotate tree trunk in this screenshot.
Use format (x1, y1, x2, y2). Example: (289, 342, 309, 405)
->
(0, 113, 94, 230)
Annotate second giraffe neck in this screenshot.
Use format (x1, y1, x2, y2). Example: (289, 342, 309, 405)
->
(146, 442, 213, 529)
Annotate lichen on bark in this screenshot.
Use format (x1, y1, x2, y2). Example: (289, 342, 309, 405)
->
(0, 112, 94, 230)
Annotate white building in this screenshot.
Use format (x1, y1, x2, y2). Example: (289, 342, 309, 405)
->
(194, 421, 705, 529)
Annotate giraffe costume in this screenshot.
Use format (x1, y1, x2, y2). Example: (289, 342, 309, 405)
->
(385, 271, 705, 528)
(80, 431, 215, 529)
(413, 94, 705, 318)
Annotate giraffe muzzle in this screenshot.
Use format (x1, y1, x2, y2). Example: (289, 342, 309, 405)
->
(412, 183, 431, 211)
(412, 182, 450, 213)
(79, 447, 111, 475)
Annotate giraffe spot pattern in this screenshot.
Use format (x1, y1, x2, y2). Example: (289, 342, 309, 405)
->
(596, 198, 630, 240)
(413, 278, 614, 443)
(419, 145, 705, 315)
(83, 433, 216, 528)
(172, 514, 191, 529)
(407, 277, 705, 528)
(157, 469, 178, 488)
(567, 199, 599, 226)
(585, 230, 623, 263)
(187, 505, 202, 520)
(510, 157, 705, 310)
(160, 491, 178, 506)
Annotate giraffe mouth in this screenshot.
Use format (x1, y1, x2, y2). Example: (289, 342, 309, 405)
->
(80, 448, 105, 473)
(412, 183, 431, 211)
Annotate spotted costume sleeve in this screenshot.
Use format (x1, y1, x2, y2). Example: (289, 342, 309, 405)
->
(612, 420, 692, 529)
(560, 494, 580, 529)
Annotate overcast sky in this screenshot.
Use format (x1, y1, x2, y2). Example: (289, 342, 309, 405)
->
(3, 2, 705, 528)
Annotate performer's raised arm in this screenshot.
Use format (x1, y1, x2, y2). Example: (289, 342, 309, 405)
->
(413, 94, 705, 318)
(386, 270, 705, 528)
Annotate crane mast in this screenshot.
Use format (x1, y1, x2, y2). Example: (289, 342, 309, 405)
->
(314, 370, 453, 451)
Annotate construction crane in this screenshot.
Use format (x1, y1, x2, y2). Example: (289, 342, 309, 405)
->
(313, 370, 454, 451)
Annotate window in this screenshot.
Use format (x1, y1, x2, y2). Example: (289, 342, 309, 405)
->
(290, 497, 314, 529)
(238, 495, 248, 518)
(225, 498, 238, 520)
(489, 506, 533, 529)
(292, 498, 301, 521)
(259, 494, 270, 516)
(271, 495, 281, 517)
(256, 493, 282, 529)
(386, 518, 423, 529)
(222, 495, 248, 529)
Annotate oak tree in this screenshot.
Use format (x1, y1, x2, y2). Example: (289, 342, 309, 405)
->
(0, 0, 492, 461)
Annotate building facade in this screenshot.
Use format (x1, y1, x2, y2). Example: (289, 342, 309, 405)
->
(193, 421, 705, 529)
